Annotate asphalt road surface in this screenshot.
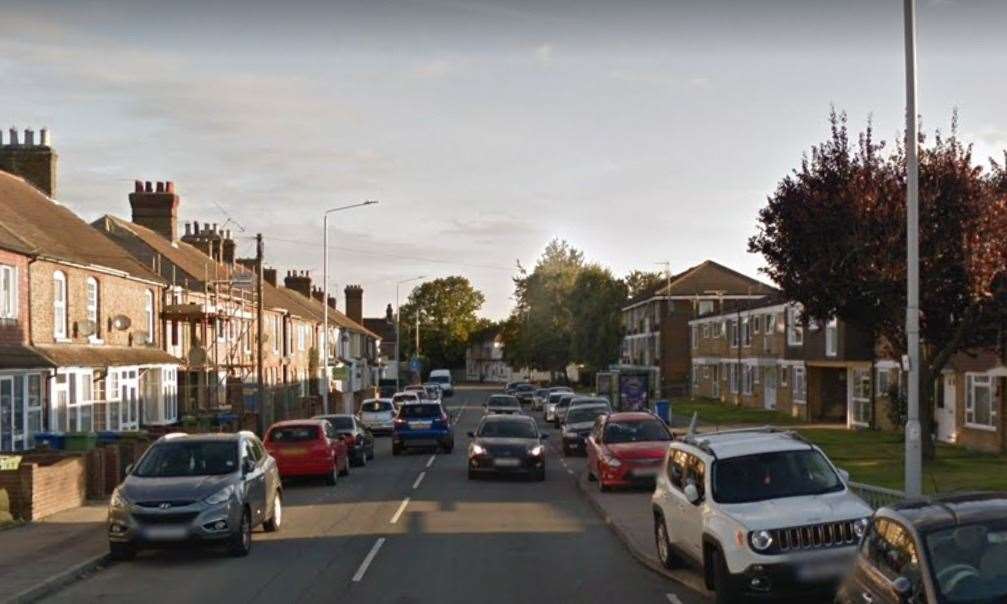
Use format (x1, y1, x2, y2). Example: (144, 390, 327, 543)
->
(45, 387, 707, 604)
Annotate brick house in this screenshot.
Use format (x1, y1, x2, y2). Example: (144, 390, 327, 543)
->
(363, 303, 397, 382)
(0, 158, 180, 451)
(619, 260, 777, 396)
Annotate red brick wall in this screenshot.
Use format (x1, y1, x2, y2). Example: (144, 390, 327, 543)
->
(0, 248, 30, 346)
(0, 456, 87, 520)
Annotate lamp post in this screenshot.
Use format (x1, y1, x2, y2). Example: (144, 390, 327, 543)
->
(322, 200, 378, 415)
(395, 276, 425, 392)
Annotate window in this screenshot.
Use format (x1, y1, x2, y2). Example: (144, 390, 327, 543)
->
(144, 290, 155, 343)
(825, 317, 838, 357)
(243, 321, 252, 354)
(729, 320, 739, 348)
(765, 313, 775, 334)
(793, 366, 806, 403)
(877, 368, 892, 397)
(298, 323, 306, 351)
(787, 305, 803, 346)
(753, 316, 760, 334)
(966, 374, 997, 429)
(272, 315, 280, 353)
(692, 365, 701, 386)
(742, 365, 753, 395)
(697, 300, 714, 316)
(712, 321, 721, 338)
(702, 323, 710, 339)
(851, 368, 872, 425)
(703, 366, 710, 380)
(864, 519, 920, 582)
(780, 366, 789, 387)
(691, 325, 698, 350)
(53, 271, 67, 339)
(741, 317, 752, 347)
(728, 364, 739, 394)
(0, 264, 17, 320)
(86, 277, 100, 338)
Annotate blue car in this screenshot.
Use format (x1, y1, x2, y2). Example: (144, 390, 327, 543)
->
(392, 402, 454, 455)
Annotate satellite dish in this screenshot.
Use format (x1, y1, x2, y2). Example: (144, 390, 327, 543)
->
(77, 320, 97, 337)
(112, 315, 132, 331)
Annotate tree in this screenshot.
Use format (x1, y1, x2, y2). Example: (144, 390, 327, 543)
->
(569, 265, 628, 373)
(749, 110, 1007, 459)
(624, 270, 666, 300)
(398, 276, 486, 371)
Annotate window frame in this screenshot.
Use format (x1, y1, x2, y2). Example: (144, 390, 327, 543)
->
(825, 317, 838, 357)
(965, 373, 997, 430)
(52, 271, 68, 340)
(144, 290, 155, 344)
(786, 306, 803, 347)
(85, 277, 101, 340)
(0, 264, 17, 320)
(793, 366, 806, 404)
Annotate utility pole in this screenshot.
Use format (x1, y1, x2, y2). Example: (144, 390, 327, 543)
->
(255, 233, 265, 435)
(903, 0, 923, 498)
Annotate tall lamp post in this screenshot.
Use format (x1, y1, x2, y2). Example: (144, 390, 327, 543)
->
(322, 200, 378, 415)
(395, 276, 426, 392)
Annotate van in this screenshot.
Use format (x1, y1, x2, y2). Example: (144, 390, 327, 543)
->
(428, 369, 454, 396)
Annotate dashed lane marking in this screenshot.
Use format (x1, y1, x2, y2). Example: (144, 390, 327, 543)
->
(390, 497, 411, 524)
(665, 594, 683, 604)
(413, 472, 426, 489)
(566, 468, 574, 475)
(426, 454, 436, 468)
(352, 538, 385, 582)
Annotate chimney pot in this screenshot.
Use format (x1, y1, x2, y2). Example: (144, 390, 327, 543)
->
(134, 180, 143, 192)
(155, 181, 164, 192)
(8, 128, 18, 145)
(165, 181, 174, 193)
(24, 128, 34, 145)
(144, 181, 153, 192)
(203, 222, 210, 232)
(184, 223, 191, 236)
(40, 128, 49, 146)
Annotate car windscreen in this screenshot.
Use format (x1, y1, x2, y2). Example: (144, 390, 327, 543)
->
(133, 441, 238, 477)
(924, 520, 1007, 603)
(712, 450, 843, 504)
(551, 387, 573, 393)
(557, 397, 573, 408)
(429, 375, 450, 384)
(566, 406, 608, 424)
(488, 396, 520, 407)
(323, 417, 355, 430)
(548, 393, 564, 403)
(362, 401, 393, 413)
(393, 394, 417, 404)
(478, 420, 538, 439)
(268, 426, 319, 442)
(399, 404, 442, 418)
(572, 398, 609, 408)
(603, 419, 670, 443)
(515, 384, 534, 392)
(535, 389, 549, 397)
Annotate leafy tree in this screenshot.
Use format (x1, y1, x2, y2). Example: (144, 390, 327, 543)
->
(399, 276, 486, 371)
(624, 270, 666, 300)
(750, 110, 1007, 459)
(569, 264, 628, 373)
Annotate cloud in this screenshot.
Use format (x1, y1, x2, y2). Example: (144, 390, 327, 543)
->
(535, 43, 554, 67)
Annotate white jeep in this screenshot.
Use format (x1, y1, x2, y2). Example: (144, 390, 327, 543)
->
(651, 427, 872, 603)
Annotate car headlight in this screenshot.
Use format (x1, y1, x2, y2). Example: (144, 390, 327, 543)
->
(749, 529, 774, 552)
(562, 430, 576, 438)
(204, 485, 235, 506)
(604, 456, 622, 468)
(529, 445, 544, 457)
(853, 518, 870, 539)
(470, 444, 487, 456)
(110, 487, 129, 509)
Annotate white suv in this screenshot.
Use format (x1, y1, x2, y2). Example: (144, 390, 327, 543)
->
(651, 428, 872, 604)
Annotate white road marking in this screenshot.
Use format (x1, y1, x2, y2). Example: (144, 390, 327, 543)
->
(665, 594, 683, 604)
(426, 454, 436, 468)
(390, 497, 411, 524)
(413, 471, 426, 489)
(352, 538, 386, 582)
(566, 468, 574, 475)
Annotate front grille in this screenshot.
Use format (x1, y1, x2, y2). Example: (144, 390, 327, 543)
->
(773, 520, 859, 552)
(134, 512, 199, 525)
(486, 445, 526, 457)
(135, 500, 196, 509)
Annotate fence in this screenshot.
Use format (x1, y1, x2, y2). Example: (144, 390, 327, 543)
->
(849, 481, 906, 510)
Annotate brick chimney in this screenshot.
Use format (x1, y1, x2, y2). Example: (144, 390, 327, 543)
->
(263, 268, 277, 288)
(221, 229, 236, 265)
(284, 270, 312, 298)
(328, 295, 337, 310)
(0, 127, 58, 198)
(311, 287, 325, 303)
(344, 285, 363, 325)
(181, 221, 225, 260)
(128, 181, 179, 241)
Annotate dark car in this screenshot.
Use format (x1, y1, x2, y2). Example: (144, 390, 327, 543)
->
(560, 403, 609, 456)
(551, 393, 577, 428)
(837, 492, 1007, 604)
(513, 383, 536, 406)
(107, 432, 282, 560)
(467, 414, 548, 481)
(392, 402, 454, 455)
(505, 381, 529, 395)
(314, 414, 375, 467)
(485, 394, 523, 415)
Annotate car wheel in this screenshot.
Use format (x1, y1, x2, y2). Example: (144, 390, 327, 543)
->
(535, 467, 546, 482)
(712, 547, 740, 604)
(228, 508, 252, 557)
(358, 450, 367, 467)
(339, 456, 350, 477)
(367, 446, 375, 461)
(109, 541, 136, 561)
(325, 463, 338, 486)
(655, 516, 678, 569)
(263, 492, 282, 533)
(586, 467, 597, 482)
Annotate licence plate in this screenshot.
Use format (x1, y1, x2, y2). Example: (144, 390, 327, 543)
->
(146, 526, 187, 541)
(284, 447, 307, 455)
(494, 458, 521, 467)
(632, 467, 658, 477)
(797, 559, 850, 582)
(409, 421, 432, 429)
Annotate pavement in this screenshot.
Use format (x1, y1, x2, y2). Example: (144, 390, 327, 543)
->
(11, 387, 706, 604)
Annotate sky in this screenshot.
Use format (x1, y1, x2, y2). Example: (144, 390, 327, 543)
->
(3, 0, 1007, 319)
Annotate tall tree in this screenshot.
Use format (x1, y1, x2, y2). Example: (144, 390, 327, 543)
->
(399, 276, 486, 371)
(750, 110, 1007, 459)
(624, 269, 666, 300)
(569, 264, 628, 373)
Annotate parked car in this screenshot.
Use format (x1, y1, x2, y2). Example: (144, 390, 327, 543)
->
(359, 398, 396, 435)
(392, 391, 420, 410)
(651, 427, 872, 604)
(513, 383, 536, 406)
(544, 391, 568, 423)
(265, 420, 351, 483)
(586, 412, 671, 490)
(484, 394, 523, 415)
(505, 381, 529, 395)
(836, 492, 1007, 604)
(532, 388, 551, 411)
(108, 431, 282, 560)
(393, 402, 454, 455)
(560, 404, 610, 456)
(551, 393, 577, 428)
(428, 369, 454, 396)
(568, 395, 611, 415)
(467, 414, 548, 481)
(314, 414, 375, 467)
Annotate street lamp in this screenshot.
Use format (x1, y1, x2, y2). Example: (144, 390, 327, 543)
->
(322, 200, 378, 415)
(395, 276, 426, 392)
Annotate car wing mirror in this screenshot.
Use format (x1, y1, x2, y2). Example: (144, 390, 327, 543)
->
(242, 458, 256, 475)
(892, 576, 914, 603)
(684, 483, 702, 505)
(838, 468, 851, 483)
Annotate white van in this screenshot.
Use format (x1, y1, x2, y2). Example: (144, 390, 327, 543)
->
(428, 369, 454, 396)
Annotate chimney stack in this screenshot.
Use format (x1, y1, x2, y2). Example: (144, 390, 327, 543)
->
(328, 295, 337, 310)
(385, 303, 393, 322)
(129, 180, 179, 241)
(344, 285, 363, 325)
(311, 287, 325, 303)
(284, 270, 312, 298)
(1, 125, 58, 197)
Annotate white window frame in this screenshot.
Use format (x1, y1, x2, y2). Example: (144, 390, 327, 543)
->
(144, 290, 155, 343)
(825, 317, 838, 357)
(698, 300, 714, 316)
(741, 317, 752, 347)
(298, 323, 306, 351)
(793, 366, 806, 404)
(851, 367, 872, 426)
(742, 365, 753, 395)
(703, 365, 710, 380)
(877, 368, 891, 397)
(53, 271, 68, 340)
(753, 316, 760, 334)
(765, 313, 775, 334)
(702, 323, 710, 339)
(965, 373, 997, 430)
(692, 325, 699, 350)
(86, 277, 101, 342)
(0, 264, 17, 320)
(787, 306, 804, 347)
(780, 365, 789, 387)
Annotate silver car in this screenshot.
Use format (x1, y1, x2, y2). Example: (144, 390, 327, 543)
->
(107, 432, 282, 560)
(359, 398, 396, 434)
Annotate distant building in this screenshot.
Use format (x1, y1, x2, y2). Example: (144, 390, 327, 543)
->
(364, 304, 398, 382)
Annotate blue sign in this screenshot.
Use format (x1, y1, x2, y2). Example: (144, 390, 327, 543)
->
(410, 357, 422, 372)
(619, 374, 649, 411)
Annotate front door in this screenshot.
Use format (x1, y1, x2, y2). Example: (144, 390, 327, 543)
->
(937, 373, 957, 443)
(764, 367, 777, 410)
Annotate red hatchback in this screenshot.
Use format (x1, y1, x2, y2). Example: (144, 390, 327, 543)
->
(586, 412, 673, 491)
(264, 420, 350, 485)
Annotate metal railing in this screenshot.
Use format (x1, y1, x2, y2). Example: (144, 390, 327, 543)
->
(849, 481, 906, 510)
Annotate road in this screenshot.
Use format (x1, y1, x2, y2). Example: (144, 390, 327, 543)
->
(45, 387, 706, 604)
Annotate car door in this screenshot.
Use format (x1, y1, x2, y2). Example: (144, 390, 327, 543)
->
(243, 439, 268, 524)
(665, 450, 705, 560)
(251, 436, 279, 516)
(852, 518, 924, 604)
(586, 417, 606, 475)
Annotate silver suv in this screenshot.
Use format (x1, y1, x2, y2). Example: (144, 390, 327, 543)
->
(108, 431, 282, 560)
(651, 427, 872, 603)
